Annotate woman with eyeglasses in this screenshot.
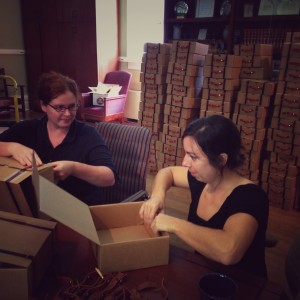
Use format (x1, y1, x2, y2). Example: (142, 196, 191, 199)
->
(0, 71, 117, 205)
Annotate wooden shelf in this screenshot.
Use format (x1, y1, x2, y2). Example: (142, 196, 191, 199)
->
(164, 0, 300, 55)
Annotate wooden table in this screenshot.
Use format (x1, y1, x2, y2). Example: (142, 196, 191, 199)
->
(35, 225, 283, 300)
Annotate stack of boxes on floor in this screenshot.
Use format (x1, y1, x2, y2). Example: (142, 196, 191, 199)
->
(157, 41, 208, 170)
(264, 32, 300, 210)
(201, 53, 242, 119)
(139, 43, 172, 174)
(232, 44, 275, 184)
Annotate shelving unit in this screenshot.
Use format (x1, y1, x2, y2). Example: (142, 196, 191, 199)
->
(164, 0, 300, 56)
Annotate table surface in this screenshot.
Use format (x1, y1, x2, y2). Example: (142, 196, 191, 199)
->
(35, 224, 283, 300)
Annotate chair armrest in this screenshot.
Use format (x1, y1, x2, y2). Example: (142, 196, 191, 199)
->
(104, 94, 126, 101)
(121, 190, 150, 203)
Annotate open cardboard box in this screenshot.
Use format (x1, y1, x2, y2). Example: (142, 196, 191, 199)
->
(89, 82, 122, 106)
(0, 211, 56, 300)
(32, 157, 169, 274)
(0, 157, 53, 217)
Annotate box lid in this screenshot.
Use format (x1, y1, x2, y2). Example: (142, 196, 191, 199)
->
(32, 156, 100, 245)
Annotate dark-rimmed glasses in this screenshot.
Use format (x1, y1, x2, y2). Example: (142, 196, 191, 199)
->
(48, 103, 80, 112)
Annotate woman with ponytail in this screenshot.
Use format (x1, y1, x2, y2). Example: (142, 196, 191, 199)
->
(140, 115, 269, 278)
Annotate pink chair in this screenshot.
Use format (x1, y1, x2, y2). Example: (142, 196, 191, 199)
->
(79, 71, 132, 123)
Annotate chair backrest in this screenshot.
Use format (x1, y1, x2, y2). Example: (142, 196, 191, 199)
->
(285, 231, 300, 299)
(104, 71, 132, 95)
(95, 122, 152, 204)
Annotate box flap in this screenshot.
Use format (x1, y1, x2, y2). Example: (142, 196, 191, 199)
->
(32, 156, 100, 245)
(0, 157, 29, 170)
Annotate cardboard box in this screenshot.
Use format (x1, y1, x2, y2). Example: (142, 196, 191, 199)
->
(142, 52, 170, 64)
(203, 78, 240, 91)
(89, 83, 122, 106)
(234, 103, 267, 118)
(285, 32, 300, 43)
(273, 106, 300, 121)
(236, 91, 271, 107)
(240, 67, 272, 80)
(241, 55, 272, 68)
(140, 72, 166, 85)
(202, 88, 236, 102)
(276, 81, 300, 94)
(234, 44, 273, 56)
(201, 99, 232, 113)
(167, 83, 201, 98)
(141, 62, 168, 74)
(32, 162, 169, 275)
(203, 65, 241, 79)
(166, 94, 200, 108)
(141, 83, 167, 95)
(205, 54, 242, 68)
(238, 125, 266, 140)
(199, 110, 230, 119)
(172, 41, 209, 55)
(170, 52, 205, 66)
(232, 113, 266, 129)
(0, 211, 56, 300)
(240, 79, 276, 96)
(274, 93, 300, 108)
(144, 43, 172, 54)
(284, 69, 300, 82)
(0, 157, 53, 217)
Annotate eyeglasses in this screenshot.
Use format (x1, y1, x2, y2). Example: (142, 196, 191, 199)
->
(48, 103, 80, 112)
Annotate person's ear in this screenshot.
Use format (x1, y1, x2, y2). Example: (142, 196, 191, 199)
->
(219, 153, 228, 167)
(40, 100, 47, 113)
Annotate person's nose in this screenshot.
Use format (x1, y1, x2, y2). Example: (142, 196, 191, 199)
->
(63, 108, 72, 115)
(182, 154, 190, 167)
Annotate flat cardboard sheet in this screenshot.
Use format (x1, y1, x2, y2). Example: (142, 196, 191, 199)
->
(36, 175, 100, 245)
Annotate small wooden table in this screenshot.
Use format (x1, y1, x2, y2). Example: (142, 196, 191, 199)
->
(35, 225, 283, 299)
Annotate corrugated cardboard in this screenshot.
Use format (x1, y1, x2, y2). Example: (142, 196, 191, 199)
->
(32, 158, 169, 274)
(0, 211, 56, 300)
(0, 157, 53, 217)
(89, 83, 122, 106)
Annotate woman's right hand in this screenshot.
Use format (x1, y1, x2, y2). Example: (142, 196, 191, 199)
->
(139, 195, 165, 226)
(8, 142, 43, 166)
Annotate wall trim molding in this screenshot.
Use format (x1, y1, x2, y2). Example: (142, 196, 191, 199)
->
(0, 49, 25, 55)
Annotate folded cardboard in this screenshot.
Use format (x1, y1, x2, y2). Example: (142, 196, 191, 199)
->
(0, 211, 56, 300)
(89, 82, 122, 106)
(0, 157, 53, 217)
(32, 159, 169, 275)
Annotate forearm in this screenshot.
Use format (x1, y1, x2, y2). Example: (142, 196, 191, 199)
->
(72, 162, 115, 187)
(173, 219, 235, 264)
(151, 166, 188, 198)
(171, 215, 256, 265)
(151, 167, 174, 199)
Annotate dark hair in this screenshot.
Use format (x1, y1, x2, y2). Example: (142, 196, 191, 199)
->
(37, 71, 79, 105)
(182, 115, 245, 170)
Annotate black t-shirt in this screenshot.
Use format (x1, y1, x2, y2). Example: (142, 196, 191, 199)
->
(187, 171, 269, 278)
(0, 116, 118, 205)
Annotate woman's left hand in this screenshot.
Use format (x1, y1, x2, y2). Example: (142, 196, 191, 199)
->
(151, 213, 177, 235)
(48, 160, 74, 181)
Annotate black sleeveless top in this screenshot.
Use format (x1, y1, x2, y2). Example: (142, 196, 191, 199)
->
(187, 171, 269, 278)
